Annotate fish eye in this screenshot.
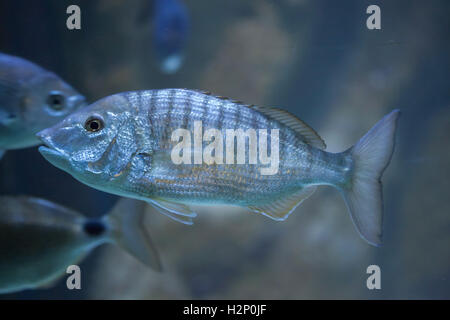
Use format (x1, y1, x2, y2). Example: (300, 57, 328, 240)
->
(47, 91, 66, 110)
(84, 116, 104, 132)
(83, 220, 106, 237)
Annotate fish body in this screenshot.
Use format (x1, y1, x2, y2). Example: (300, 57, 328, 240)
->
(0, 196, 160, 294)
(153, 0, 189, 73)
(38, 89, 400, 246)
(0, 52, 85, 158)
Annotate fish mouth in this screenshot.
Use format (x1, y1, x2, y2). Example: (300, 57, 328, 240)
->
(38, 145, 70, 171)
(38, 145, 64, 158)
(35, 128, 69, 159)
(36, 128, 56, 149)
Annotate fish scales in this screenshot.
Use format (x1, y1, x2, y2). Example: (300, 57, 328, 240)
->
(113, 90, 294, 203)
(122, 89, 310, 204)
(171, 91, 311, 200)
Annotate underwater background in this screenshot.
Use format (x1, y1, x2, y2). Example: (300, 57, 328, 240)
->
(0, 0, 449, 299)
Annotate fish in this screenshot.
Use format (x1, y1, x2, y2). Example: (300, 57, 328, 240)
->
(0, 196, 161, 294)
(37, 89, 400, 246)
(0, 52, 86, 159)
(152, 0, 189, 74)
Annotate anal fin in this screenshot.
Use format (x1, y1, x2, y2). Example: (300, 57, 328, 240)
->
(248, 186, 316, 221)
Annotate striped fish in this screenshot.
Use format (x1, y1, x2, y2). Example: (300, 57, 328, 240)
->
(37, 89, 400, 246)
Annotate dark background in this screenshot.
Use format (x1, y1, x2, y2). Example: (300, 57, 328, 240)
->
(0, 0, 449, 299)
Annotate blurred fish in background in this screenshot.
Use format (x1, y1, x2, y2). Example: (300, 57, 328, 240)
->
(0, 196, 160, 294)
(0, 52, 86, 159)
(151, 0, 190, 74)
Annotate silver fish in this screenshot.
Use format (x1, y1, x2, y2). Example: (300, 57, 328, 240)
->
(0, 52, 85, 159)
(0, 196, 160, 294)
(37, 89, 400, 246)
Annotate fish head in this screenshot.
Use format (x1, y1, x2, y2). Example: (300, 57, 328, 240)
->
(0, 71, 86, 149)
(37, 93, 139, 188)
(22, 71, 86, 129)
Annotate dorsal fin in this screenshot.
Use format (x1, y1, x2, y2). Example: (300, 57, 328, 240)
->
(192, 89, 212, 96)
(191, 89, 325, 149)
(191, 89, 255, 108)
(251, 106, 326, 150)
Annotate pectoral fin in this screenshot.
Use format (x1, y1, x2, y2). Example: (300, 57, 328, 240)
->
(248, 186, 316, 221)
(0, 149, 5, 160)
(147, 198, 197, 225)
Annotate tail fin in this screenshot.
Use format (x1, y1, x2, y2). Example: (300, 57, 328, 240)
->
(105, 198, 162, 271)
(342, 110, 400, 246)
